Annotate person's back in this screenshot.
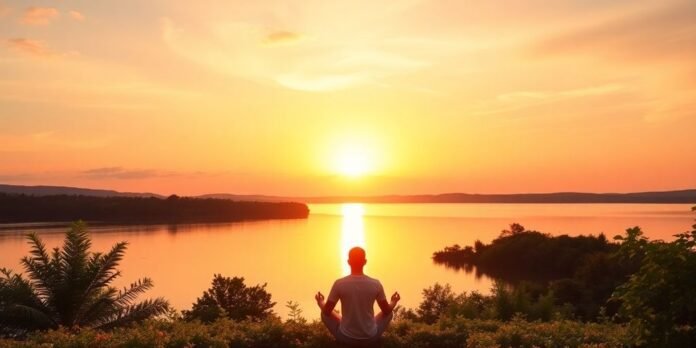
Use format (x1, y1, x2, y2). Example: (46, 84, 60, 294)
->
(329, 274, 385, 338)
(315, 247, 400, 345)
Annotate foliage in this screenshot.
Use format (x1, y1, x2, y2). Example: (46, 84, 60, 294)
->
(0, 193, 309, 224)
(416, 283, 458, 324)
(0, 222, 169, 334)
(434, 223, 616, 282)
(182, 275, 276, 323)
(611, 211, 696, 347)
(463, 317, 631, 348)
(285, 301, 306, 324)
(550, 249, 635, 320)
(413, 282, 571, 324)
(433, 223, 632, 320)
(499, 223, 526, 238)
(0, 316, 631, 348)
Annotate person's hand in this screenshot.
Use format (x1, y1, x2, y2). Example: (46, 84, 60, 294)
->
(315, 292, 325, 306)
(391, 292, 401, 305)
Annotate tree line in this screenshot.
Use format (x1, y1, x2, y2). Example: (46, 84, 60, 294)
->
(0, 194, 309, 224)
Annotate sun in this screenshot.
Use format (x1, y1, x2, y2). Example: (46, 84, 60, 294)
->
(334, 145, 373, 178)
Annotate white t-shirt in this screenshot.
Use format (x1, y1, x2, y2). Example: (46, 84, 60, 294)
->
(327, 274, 387, 339)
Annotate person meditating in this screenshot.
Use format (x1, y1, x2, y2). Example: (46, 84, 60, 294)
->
(315, 247, 400, 345)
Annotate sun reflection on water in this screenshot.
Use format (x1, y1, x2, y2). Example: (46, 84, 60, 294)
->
(340, 203, 366, 275)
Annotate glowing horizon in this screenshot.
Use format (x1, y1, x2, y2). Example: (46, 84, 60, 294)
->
(1, 0, 695, 196)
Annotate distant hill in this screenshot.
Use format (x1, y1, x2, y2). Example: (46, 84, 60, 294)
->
(298, 190, 696, 204)
(197, 193, 291, 202)
(199, 190, 696, 204)
(0, 184, 163, 198)
(1, 184, 694, 204)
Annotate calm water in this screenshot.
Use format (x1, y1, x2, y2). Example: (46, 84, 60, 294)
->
(0, 203, 693, 319)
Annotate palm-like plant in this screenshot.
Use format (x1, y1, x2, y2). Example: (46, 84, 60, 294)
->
(0, 221, 169, 331)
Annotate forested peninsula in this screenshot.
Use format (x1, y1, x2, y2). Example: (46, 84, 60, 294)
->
(0, 193, 309, 224)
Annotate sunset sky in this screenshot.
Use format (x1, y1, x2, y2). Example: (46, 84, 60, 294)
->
(1, 0, 695, 196)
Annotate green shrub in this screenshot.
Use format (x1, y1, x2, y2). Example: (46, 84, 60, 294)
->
(182, 275, 275, 323)
(0, 317, 630, 348)
(612, 218, 696, 347)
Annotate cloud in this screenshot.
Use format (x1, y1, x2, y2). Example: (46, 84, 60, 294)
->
(80, 167, 211, 180)
(6, 38, 53, 57)
(263, 31, 302, 45)
(21, 7, 59, 26)
(467, 83, 627, 117)
(81, 167, 168, 180)
(529, 1, 696, 122)
(534, 1, 696, 62)
(161, 16, 435, 92)
(69, 10, 84, 21)
(5, 38, 78, 58)
(497, 84, 625, 103)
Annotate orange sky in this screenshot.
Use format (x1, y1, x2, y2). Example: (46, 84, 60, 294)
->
(1, 0, 695, 196)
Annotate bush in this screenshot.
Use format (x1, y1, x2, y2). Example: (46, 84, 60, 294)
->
(182, 275, 276, 323)
(0, 317, 630, 348)
(612, 220, 696, 347)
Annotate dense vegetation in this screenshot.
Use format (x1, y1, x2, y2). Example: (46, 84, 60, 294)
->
(433, 223, 619, 281)
(0, 317, 630, 348)
(0, 274, 633, 347)
(0, 194, 309, 223)
(433, 223, 637, 320)
(432, 209, 696, 346)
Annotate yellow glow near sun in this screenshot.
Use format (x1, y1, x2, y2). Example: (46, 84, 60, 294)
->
(334, 145, 373, 177)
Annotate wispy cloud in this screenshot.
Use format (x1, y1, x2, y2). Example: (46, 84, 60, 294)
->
(161, 15, 437, 92)
(5, 38, 78, 58)
(534, 1, 696, 62)
(69, 10, 84, 21)
(530, 1, 696, 122)
(468, 83, 627, 117)
(263, 31, 302, 45)
(497, 84, 625, 103)
(6, 38, 53, 57)
(21, 7, 59, 26)
(80, 167, 212, 180)
(81, 167, 172, 180)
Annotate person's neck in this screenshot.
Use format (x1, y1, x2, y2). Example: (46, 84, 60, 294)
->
(350, 268, 364, 276)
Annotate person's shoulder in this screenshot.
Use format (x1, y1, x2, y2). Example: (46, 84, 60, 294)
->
(334, 275, 351, 284)
(362, 275, 383, 285)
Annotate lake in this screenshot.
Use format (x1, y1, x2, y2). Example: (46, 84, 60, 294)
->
(0, 203, 693, 319)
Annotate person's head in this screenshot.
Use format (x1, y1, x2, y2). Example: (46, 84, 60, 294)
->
(348, 246, 367, 272)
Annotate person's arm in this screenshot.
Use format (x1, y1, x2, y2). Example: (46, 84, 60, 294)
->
(377, 291, 401, 316)
(315, 292, 338, 315)
(316, 281, 340, 315)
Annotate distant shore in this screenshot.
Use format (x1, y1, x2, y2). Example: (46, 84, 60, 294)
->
(2, 184, 695, 204)
(0, 193, 310, 224)
(293, 190, 696, 204)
